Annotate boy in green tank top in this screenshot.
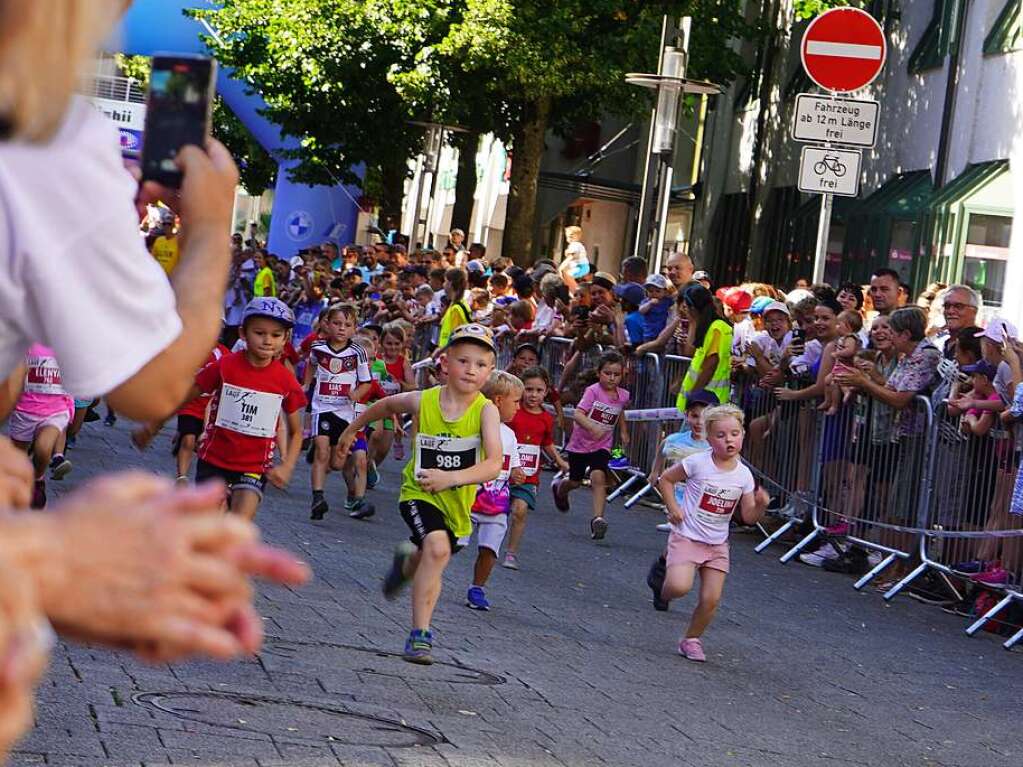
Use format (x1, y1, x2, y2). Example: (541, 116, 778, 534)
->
(338, 324, 504, 664)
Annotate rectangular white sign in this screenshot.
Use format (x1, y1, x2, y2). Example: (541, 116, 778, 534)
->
(792, 94, 879, 148)
(798, 146, 861, 197)
(87, 96, 147, 132)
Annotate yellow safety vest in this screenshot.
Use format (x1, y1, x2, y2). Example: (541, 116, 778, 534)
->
(676, 318, 733, 412)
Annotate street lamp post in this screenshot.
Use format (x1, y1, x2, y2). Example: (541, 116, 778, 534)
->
(407, 121, 468, 250)
(627, 17, 721, 273)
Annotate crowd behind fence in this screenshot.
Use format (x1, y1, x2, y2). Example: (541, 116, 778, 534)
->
(412, 329, 1023, 649)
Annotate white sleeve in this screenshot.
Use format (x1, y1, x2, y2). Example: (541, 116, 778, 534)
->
(504, 427, 521, 469)
(0, 101, 181, 397)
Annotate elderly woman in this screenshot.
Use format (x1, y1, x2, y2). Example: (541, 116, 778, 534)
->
(834, 307, 940, 581)
(0, 1, 310, 757)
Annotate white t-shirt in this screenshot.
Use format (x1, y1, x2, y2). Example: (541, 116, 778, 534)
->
(672, 450, 755, 545)
(0, 97, 181, 398)
(560, 241, 589, 279)
(747, 330, 792, 368)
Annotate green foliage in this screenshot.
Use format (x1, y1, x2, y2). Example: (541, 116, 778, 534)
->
(112, 54, 276, 195)
(792, 0, 850, 21)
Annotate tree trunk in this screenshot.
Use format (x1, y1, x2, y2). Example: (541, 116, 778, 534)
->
(450, 131, 481, 236)
(503, 95, 551, 266)
(378, 155, 408, 235)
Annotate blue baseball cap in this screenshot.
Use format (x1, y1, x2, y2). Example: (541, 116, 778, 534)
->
(750, 296, 774, 315)
(615, 283, 647, 307)
(243, 297, 295, 328)
(962, 360, 999, 380)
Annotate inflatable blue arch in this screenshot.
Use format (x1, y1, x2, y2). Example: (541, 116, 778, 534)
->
(111, 0, 362, 256)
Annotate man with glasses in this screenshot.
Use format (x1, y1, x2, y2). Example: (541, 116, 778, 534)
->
(938, 284, 980, 354)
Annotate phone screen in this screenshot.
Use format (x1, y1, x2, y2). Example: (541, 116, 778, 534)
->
(141, 56, 216, 187)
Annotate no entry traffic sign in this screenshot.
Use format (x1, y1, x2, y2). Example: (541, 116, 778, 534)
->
(801, 8, 886, 93)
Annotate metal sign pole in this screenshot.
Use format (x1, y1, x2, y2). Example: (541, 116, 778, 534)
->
(812, 192, 833, 283)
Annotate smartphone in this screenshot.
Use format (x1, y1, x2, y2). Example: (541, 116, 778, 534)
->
(792, 327, 806, 343)
(141, 54, 217, 187)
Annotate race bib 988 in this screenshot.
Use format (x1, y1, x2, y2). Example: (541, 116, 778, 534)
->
(414, 434, 480, 474)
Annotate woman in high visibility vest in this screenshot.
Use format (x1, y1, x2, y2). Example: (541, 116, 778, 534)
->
(676, 285, 733, 412)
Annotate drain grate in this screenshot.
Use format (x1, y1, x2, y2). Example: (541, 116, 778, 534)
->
(133, 690, 443, 748)
(260, 636, 506, 686)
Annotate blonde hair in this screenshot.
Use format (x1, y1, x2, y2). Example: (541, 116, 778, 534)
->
(482, 370, 523, 400)
(0, 1, 124, 141)
(564, 225, 582, 241)
(702, 403, 745, 433)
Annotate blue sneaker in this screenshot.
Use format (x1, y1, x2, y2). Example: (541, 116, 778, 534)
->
(382, 542, 416, 600)
(466, 586, 490, 611)
(366, 461, 379, 489)
(608, 447, 629, 470)
(403, 629, 434, 665)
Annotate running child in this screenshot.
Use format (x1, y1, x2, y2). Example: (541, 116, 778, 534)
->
(192, 298, 307, 520)
(381, 324, 414, 461)
(8, 344, 74, 508)
(343, 330, 390, 519)
(336, 323, 504, 664)
(654, 404, 769, 661)
(551, 350, 630, 540)
(466, 371, 525, 610)
(502, 366, 569, 570)
(304, 303, 372, 520)
(508, 343, 566, 434)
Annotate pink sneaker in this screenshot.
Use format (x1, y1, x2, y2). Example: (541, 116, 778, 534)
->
(678, 637, 706, 662)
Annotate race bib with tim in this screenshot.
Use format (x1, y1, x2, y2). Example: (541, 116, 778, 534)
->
(214, 384, 283, 438)
(414, 434, 480, 473)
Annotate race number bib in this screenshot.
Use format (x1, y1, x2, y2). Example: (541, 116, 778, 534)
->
(589, 400, 621, 427)
(24, 362, 65, 395)
(693, 484, 742, 528)
(381, 378, 401, 396)
(317, 380, 352, 404)
(414, 434, 480, 473)
(517, 443, 541, 477)
(214, 384, 283, 438)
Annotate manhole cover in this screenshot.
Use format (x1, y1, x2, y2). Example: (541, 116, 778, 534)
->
(260, 636, 506, 686)
(133, 691, 442, 748)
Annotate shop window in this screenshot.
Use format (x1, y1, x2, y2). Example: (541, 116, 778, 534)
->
(962, 214, 1012, 305)
(984, 0, 1023, 55)
(887, 220, 917, 284)
(909, 0, 963, 73)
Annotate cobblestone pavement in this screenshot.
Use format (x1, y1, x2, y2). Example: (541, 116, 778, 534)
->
(14, 420, 1022, 767)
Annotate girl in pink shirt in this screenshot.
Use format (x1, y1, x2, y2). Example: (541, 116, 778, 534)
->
(8, 344, 74, 508)
(551, 350, 630, 540)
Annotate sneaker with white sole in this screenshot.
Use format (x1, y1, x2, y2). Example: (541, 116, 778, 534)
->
(799, 541, 841, 567)
(866, 551, 884, 569)
(655, 522, 672, 532)
(501, 552, 520, 570)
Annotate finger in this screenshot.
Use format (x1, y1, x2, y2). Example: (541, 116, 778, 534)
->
(204, 138, 240, 180)
(227, 544, 311, 586)
(224, 604, 264, 655)
(0, 688, 35, 760)
(180, 513, 257, 550)
(182, 554, 252, 600)
(149, 617, 243, 661)
(163, 481, 228, 515)
(0, 478, 32, 510)
(77, 471, 173, 505)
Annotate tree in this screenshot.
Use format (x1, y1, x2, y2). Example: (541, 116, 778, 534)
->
(388, 1, 753, 263)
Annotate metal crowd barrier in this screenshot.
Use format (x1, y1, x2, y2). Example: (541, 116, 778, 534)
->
(659, 355, 691, 408)
(540, 336, 574, 387)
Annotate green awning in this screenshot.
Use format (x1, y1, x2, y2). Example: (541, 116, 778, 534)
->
(929, 160, 1009, 210)
(852, 170, 934, 220)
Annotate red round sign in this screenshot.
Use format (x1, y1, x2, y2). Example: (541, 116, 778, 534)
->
(801, 8, 886, 93)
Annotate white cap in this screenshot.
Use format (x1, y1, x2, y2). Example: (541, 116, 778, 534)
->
(644, 274, 671, 290)
(976, 318, 1018, 344)
(762, 301, 791, 318)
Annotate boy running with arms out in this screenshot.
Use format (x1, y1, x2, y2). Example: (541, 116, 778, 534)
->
(656, 404, 769, 661)
(193, 298, 307, 521)
(337, 324, 504, 664)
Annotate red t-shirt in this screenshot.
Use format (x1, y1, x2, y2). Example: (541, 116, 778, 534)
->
(195, 351, 307, 474)
(178, 344, 230, 420)
(509, 407, 554, 485)
(299, 331, 321, 358)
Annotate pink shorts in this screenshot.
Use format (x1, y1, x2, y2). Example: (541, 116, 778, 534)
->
(7, 409, 70, 444)
(666, 532, 730, 573)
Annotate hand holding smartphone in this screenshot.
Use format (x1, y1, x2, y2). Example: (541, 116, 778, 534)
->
(141, 55, 217, 188)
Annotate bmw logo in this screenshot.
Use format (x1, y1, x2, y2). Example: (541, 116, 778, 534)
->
(286, 210, 314, 242)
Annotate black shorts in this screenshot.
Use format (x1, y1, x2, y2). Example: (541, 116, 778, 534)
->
(312, 411, 350, 446)
(399, 499, 466, 553)
(567, 449, 611, 482)
(196, 459, 267, 501)
(176, 414, 204, 438)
